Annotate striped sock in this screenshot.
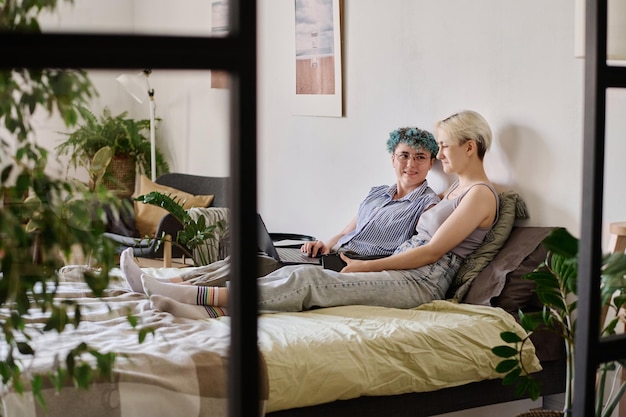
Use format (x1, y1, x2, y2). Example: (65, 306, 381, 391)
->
(197, 286, 220, 306)
(203, 305, 228, 318)
(151, 295, 228, 319)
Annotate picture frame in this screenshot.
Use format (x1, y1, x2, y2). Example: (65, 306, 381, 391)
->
(211, 0, 230, 89)
(291, 0, 343, 117)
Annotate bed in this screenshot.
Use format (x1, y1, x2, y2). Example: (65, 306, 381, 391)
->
(0, 193, 566, 417)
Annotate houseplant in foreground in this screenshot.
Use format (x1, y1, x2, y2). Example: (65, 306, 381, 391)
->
(0, 139, 122, 407)
(1, 0, 149, 409)
(492, 227, 626, 417)
(56, 106, 170, 197)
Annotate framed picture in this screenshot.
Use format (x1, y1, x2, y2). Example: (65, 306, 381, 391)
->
(292, 0, 343, 117)
(211, 0, 230, 89)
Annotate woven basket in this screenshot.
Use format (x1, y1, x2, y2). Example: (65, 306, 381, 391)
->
(99, 156, 137, 198)
(516, 411, 564, 417)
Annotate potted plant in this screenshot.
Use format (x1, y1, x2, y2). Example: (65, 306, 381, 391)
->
(55, 105, 170, 197)
(135, 191, 227, 266)
(492, 227, 626, 417)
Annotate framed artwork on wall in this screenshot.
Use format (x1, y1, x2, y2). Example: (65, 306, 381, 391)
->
(292, 0, 343, 117)
(211, 0, 230, 89)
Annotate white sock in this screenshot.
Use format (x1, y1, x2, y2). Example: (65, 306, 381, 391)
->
(150, 295, 227, 319)
(120, 248, 145, 293)
(141, 273, 220, 306)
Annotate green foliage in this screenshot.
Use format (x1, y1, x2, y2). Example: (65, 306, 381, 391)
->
(0, 0, 97, 143)
(492, 228, 626, 417)
(55, 106, 169, 178)
(0, 138, 124, 405)
(1, 0, 148, 408)
(88, 146, 113, 189)
(135, 191, 226, 265)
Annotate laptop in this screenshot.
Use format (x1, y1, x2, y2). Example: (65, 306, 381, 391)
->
(257, 214, 322, 266)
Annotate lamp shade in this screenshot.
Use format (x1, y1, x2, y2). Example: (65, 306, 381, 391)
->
(116, 72, 150, 103)
(575, 0, 626, 60)
(116, 69, 157, 181)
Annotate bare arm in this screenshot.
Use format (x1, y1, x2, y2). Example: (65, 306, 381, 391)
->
(301, 216, 357, 257)
(341, 185, 497, 272)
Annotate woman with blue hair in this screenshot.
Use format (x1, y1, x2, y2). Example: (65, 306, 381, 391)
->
(133, 110, 499, 317)
(121, 125, 441, 316)
(302, 125, 441, 258)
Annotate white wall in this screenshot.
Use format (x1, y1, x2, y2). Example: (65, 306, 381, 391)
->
(37, 1, 230, 182)
(34, 1, 626, 247)
(27, 2, 626, 416)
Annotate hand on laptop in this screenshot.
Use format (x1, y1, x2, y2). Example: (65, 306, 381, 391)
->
(301, 240, 330, 258)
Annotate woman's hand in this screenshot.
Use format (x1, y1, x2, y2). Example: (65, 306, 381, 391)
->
(301, 240, 329, 257)
(340, 252, 367, 272)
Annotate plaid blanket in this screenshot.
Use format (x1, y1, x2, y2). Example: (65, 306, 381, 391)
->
(1, 267, 268, 417)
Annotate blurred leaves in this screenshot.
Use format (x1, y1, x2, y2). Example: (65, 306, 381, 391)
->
(491, 227, 626, 416)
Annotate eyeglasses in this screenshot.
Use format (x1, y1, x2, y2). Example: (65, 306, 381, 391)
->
(394, 152, 431, 164)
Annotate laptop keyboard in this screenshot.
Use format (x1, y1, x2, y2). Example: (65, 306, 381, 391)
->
(277, 248, 321, 264)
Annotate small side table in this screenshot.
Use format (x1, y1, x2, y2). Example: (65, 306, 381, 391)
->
(609, 221, 626, 254)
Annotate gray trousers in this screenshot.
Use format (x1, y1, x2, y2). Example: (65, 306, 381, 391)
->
(183, 252, 462, 313)
(256, 251, 461, 312)
(181, 253, 282, 287)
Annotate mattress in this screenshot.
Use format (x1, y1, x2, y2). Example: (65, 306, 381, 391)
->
(0, 268, 541, 417)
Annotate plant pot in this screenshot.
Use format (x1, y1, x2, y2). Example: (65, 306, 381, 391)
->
(98, 155, 136, 198)
(516, 411, 564, 417)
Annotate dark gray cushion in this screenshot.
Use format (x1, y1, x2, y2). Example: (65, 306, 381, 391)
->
(463, 226, 556, 309)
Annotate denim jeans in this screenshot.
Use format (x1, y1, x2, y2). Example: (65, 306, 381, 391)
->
(257, 251, 462, 312)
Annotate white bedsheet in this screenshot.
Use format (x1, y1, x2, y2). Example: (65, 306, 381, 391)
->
(1, 267, 540, 416)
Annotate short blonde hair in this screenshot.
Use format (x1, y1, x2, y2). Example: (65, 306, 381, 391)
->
(435, 110, 492, 160)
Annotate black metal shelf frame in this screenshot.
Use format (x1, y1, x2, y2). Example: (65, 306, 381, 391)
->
(1, 1, 260, 416)
(575, 0, 626, 416)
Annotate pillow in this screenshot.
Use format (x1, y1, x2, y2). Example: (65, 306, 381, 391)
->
(134, 175, 214, 238)
(446, 190, 528, 302)
(463, 226, 555, 308)
(492, 240, 547, 312)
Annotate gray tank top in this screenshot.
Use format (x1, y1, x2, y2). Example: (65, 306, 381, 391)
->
(395, 180, 499, 258)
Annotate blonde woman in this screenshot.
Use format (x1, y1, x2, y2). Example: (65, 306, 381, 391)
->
(135, 110, 499, 318)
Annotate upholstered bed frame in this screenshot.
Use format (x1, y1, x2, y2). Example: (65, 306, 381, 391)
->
(2, 174, 567, 417)
(266, 225, 566, 417)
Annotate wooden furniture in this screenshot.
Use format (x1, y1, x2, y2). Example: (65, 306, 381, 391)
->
(609, 222, 626, 254)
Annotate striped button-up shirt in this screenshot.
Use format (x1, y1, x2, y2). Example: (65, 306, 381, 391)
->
(336, 181, 439, 257)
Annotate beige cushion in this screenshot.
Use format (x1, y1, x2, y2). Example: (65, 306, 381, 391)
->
(134, 175, 214, 238)
(447, 190, 529, 302)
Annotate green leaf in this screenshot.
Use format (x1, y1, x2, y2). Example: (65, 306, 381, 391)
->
(126, 314, 138, 328)
(519, 311, 546, 332)
(496, 359, 519, 373)
(527, 379, 542, 401)
(16, 342, 35, 355)
(32, 375, 47, 413)
(74, 364, 92, 389)
(500, 331, 522, 343)
(492, 345, 518, 358)
(138, 327, 156, 343)
(542, 228, 578, 258)
(502, 366, 522, 385)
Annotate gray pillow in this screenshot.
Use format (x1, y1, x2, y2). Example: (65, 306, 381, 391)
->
(463, 226, 555, 307)
(446, 190, 528, 302)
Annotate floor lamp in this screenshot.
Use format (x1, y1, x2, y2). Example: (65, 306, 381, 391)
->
(116, 69, 157, 181)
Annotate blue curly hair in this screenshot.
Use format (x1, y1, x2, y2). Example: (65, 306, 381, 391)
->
(386, 127, 439, 157)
